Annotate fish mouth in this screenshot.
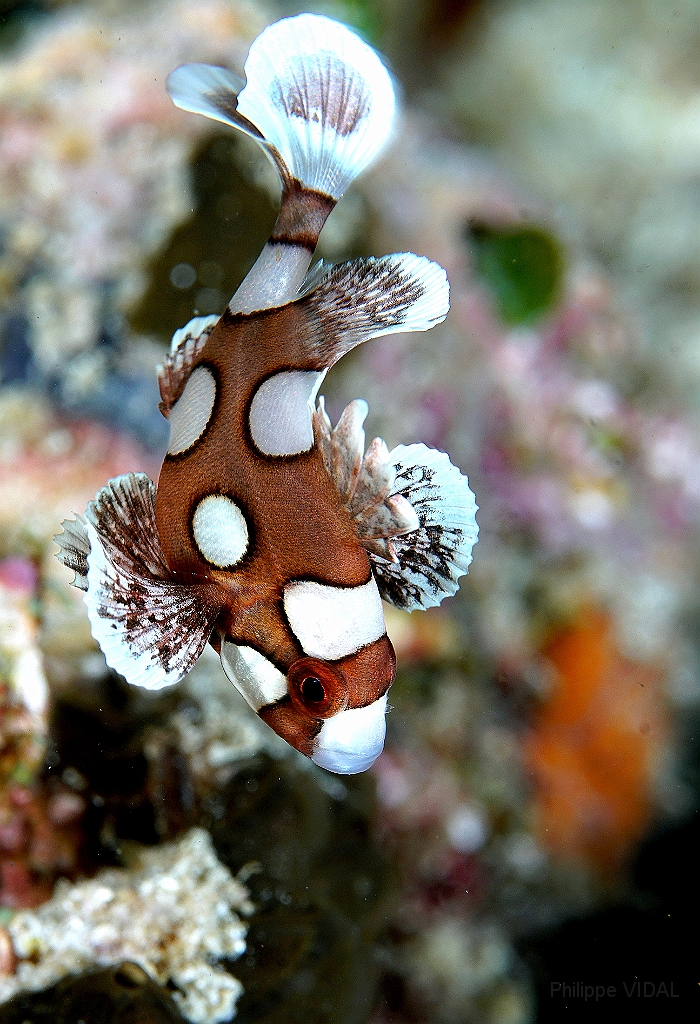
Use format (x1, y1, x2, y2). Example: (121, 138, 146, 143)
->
(311, 694, 388, 775)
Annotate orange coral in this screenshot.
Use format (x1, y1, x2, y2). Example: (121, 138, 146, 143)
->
(523, 608, 666, 873)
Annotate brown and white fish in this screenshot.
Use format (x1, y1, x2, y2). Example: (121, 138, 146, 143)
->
(56, 14, 478, 774)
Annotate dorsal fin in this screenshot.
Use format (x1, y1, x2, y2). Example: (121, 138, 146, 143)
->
(296, 252, 450, 369)
(314, 403, 478, 609)
(313, 398, 420, 563)
(369, 444, 479, 610)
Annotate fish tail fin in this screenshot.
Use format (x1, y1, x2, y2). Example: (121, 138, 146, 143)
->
(239, 14, 396, 201)
(167, 14, 395, 203)
(55, 513, 90, 590)
(168, 15, 395, 310)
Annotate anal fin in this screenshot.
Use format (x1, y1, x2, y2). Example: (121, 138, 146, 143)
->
(157, 315, 219, 417)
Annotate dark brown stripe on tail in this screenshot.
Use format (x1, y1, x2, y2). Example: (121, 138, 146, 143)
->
(270, 180, 336, 251)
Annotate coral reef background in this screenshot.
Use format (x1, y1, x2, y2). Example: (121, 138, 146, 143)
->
(1, 0, 699, 1022)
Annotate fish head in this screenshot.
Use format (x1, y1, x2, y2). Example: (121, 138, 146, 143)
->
(258, 634, 396, 774)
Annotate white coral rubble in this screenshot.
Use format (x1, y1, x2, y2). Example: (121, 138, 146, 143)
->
(0, 828, 252, 1024)
(0, 575, 50, 779)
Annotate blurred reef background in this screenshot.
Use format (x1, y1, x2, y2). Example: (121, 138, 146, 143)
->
(1, 0, 699, 1021)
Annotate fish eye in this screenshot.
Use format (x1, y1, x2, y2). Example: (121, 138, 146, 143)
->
(300, 675, 325, 703)
(288, 657, 347, 718)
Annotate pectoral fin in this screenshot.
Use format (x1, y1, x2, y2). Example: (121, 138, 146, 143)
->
(56, 474, 223, 690)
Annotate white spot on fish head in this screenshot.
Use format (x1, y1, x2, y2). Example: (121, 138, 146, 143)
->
(312, 693, 388, 774)
(283, 577, 386, 659)
(192, 494, 249, 568)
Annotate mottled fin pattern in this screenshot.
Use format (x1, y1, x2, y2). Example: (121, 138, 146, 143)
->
(313, 398, 420, 563)
(77, 473, 223, 690)
(298, 254, 449, 369)
(313, 397, 367, 506)
(157, 315, 219, 417)
(54, 514, 90, 591)
(314, 402, 478, 609)
(167, 14, 395, 198)
(371, 445, 479, 611)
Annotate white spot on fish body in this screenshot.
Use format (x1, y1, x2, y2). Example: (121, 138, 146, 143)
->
(192, 495, 249, 568)
(283, 577, 385, 660)
(249, 370, 325, 456)
(167, 365, 216, 455)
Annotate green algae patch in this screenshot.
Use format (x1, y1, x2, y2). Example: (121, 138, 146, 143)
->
(467, 222, 563, 326)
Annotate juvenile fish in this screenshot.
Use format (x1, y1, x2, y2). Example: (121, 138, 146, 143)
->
(56, 15, 478, 774)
